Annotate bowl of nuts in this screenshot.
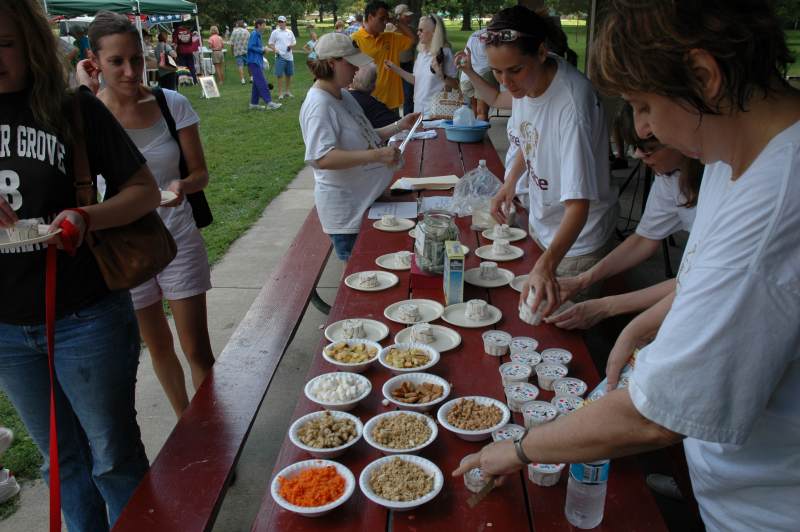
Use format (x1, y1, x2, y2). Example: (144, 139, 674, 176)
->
(363, 410, 438, 455)
(288, 410, 363, 459)
(436, 396, 511, 442)
(304, 372, 372, 412)
(382, 372, 450, 412)
(378, 343, 440, 375)
(358, 455, 443, 511)
(322, 339, 382, 373)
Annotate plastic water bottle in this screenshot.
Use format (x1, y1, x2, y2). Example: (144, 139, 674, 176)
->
(453, 101, 475, 127)
(564, 460, 610, 529)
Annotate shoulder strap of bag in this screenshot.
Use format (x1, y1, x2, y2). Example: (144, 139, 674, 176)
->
(71, 89, 97, 208)
(152, 88, 188, 179)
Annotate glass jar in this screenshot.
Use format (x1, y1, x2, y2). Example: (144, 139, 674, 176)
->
(414, 210, 460, 274)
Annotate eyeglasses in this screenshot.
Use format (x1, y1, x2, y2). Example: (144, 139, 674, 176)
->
(632, 137, 665, 157)
(479, 29, 532, 46)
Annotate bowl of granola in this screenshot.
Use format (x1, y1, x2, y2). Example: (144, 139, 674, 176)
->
(382, 372, 450, 412)
(359, 455, 443, 511)
(378, 343, 440, 374)
(436, 396, 511, 442)
(363, 410, 438, 455)
(288, 410, 363, 459)
(322, 339, 382, 373)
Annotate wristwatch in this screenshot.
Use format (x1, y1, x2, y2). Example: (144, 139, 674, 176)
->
(513, 428, 532, 465)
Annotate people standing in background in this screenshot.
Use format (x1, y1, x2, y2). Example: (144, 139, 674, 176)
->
(74, 28, 91, 60)
(230, 19, 250, 85)
(155, 30, 178, 90)
(173, 25, 197, 82)
(352, 1, 415, 112)
(334, 19, 346, 33)
(394, 4, 416, 115)
(269, 15, 297, 99)
(208, 25, 225, 85)
(459, 29, 497, 121)
(304, 30, 318, 71)
(247, 18, 281, 110)
(191, 30, 201, 77)
(349, 63, 400, 128)
(345, 14, 363, 36)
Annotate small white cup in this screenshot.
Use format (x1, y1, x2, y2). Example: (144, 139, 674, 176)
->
(410, 323, 435, 344)
(528, 463, 565, 487)
(535, 362, 568, 391)
(492, 239, 511, 256)
(492, 224, 511, 239)
(342, 319, 365, 339)
(479, 261, 499, 280)
(381, 214, 398, 227)
(398, 303, 421, 322)
(465, 299, 488, 321)
(395, 250, 413, 267)
(359, 271, 379, 288)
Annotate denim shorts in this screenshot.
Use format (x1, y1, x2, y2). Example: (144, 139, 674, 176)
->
(275, 56, 294, 77)
(235, 54, 247, 67)
(329, 233, 358, 261)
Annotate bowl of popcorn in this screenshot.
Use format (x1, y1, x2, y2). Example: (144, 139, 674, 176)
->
(363, 410, 438, 455)
(378, 343, 440, 375)
(359, 455, 444, 511)
(271, 459, 356, 517)
(288, 410, 364, 459)
(436, 396, 511, 442)
(304, 372, 372, 411)
(322, 339, 382, 373)
(382, 372, 450, 412)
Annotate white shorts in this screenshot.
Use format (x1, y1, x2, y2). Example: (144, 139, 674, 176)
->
(130, 226, 212, 310)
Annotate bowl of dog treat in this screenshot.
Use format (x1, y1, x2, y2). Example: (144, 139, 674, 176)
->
(322, 339, 382, 373)
(436, 396, 511, 442)
(288, 410, 363, 459)
(378, 343, 440, 375)
(382, 372, 450, 412)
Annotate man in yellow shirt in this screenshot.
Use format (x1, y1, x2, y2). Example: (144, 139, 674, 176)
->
(352, 1, 415, 111)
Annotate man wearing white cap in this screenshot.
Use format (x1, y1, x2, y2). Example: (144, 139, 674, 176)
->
(269, 15, 296, 98)
(345, 13, 363, 36)
(300, 32, 420, 260)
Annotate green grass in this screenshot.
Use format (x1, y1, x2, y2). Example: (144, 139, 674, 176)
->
(788, 30, 800, 77)
(0, 391, 43, 519)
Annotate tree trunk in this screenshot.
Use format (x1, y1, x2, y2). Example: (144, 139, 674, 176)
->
(291, 14, 299, 37)
(318, 5, 323, 23)
(517, 0, 545, 9)
(333, 9, 337, 24)
(461, 2, 472, 31)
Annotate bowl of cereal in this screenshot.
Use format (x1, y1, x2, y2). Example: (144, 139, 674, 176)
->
(304, 372, 372, 412)
(358, 455, 444, 511)
(363, 410, 438, 455)
(322, 339, 382, 373)
(271, 459, 356, 517)
(436, 396, 511, 442)
(382, 372, 450, 412)
(378, 343, 440, 374)
(288, 410, 363, 459)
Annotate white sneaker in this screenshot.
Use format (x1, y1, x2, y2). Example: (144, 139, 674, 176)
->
(266, 102, 282, 110)
(285, 91, 294, 98)
(249, 104, 266, 111)
(240, 78, 246, 85)
(0, 427, 12, 456)
(0, 469, 20, 504)
(646, 473, 684, 500)
(277, 93, 286, 100)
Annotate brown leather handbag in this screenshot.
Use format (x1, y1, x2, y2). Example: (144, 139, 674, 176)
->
(71, 90, 177, 291)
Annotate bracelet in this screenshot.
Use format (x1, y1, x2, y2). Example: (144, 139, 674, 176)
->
(65, 208, 91, 231)
(513, 428, 532, 465)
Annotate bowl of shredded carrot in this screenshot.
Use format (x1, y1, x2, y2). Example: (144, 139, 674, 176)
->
(271, 459, 356, 517)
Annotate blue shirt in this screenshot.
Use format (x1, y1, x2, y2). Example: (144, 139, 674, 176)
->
(247, 30, 264, 66)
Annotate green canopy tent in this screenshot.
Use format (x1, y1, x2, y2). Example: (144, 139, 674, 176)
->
(45, 0, 197, 16)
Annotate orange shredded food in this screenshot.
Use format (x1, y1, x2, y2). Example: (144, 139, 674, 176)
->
(278, 466, 345, 507)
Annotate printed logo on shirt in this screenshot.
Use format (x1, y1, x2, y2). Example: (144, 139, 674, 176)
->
(0, 124, 67, 175)
(520, 121, 548, 191)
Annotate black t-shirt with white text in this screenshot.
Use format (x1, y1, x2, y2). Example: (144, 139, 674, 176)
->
(0, 87, 145, 325)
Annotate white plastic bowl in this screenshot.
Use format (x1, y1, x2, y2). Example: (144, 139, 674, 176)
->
(321, 339, 382, 373)
(288, 410, 363, 459)
(359, 454, 444, 511)
(436, 396, 511, 442)
(271, 459, 355, 517)
(382, 372, 451, 412)
(378, 343, 440, 375)
(304, 372, 372, 412)
(363, 410, 438, 455)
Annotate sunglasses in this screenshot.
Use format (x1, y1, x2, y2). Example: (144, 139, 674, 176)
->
(632, 137, 665, 157)
(479, 29, 532, 46)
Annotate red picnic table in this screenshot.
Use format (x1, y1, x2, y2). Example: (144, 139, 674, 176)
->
(251, 132, 667, 532)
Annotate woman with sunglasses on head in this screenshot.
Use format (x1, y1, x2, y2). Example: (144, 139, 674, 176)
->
(383, 14, 458, 115)
(301, 32, 420, 261)
(456, 5, 619, 319)
(0, 1, 158, 529)
(454, 2, 800, 530)
(546, 103, 702, 332)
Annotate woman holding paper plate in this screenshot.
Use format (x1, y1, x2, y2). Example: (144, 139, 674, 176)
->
(301, 32, 420, 260)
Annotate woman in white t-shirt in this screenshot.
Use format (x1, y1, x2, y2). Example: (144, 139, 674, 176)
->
(456, 6, 618, 317)
(300, 32, 420, 260)
(384, 14, 458, 115)
(548, 103, 702, 330)
(83, 12, 214, 417)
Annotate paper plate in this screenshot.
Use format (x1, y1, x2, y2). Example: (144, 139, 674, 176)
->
(481, 227, 527, 242)
(271, 459, 356, 517)
(441, 302, 502, 328)
(344, 271, 399, 292)
(375, 252, 413, 271)
(359, 455, 443, 511)
(0, 225, 61, 251)
(384, 299, 444, 325)
(324, 318, 390, 343)
(159, 190, 178, 206)
(394, 324, 461, 352)
(475, 245, 524, 262)
(464, 266, 514, 288)
(510, 275, 527, 292)
(373, 218, 416, 232)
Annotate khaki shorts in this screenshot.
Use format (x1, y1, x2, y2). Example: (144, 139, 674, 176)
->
(211, 50, 224, 64)
(459, 70, 499, 99)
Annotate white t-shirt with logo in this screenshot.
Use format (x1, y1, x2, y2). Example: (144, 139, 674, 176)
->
(505, 121, 529, 209)
(459, 30, 489, 82)
(268, 28, 296, 61)
(629, 121, 800, 532)
(509, 56, 618, 257)
(412, 47, 457, 115)
(635, 172, 696, 240)
(300, 87, 393, 234)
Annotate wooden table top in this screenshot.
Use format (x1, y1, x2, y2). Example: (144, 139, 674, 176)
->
(251, 132, 667, 532)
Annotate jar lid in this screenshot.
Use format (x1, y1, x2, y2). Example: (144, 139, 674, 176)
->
(491, 423, 526, 442)
(510, 351, 542, 367)
(536, 362, 568, 378)
(522, 400, 557, 422)
(541, 348, 573, 366)
(499, 362, 532, 379)
(552, 377, 587, 397)
(504, 383, 539, 403)
(551, 394, 585, 415)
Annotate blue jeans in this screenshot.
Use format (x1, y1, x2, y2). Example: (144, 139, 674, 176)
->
(329, 234, 358, 261)
(0, 292, 148, 532)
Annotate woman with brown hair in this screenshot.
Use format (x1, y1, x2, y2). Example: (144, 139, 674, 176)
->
(454, 2, 800, 530)
(0, 0, 158, 529)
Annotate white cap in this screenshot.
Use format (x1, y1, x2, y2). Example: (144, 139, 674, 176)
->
(395, 4, 413, 17)
(347, 15, 355, 23)
(277, 15, 287, 22)
(314, 32, 373, 67)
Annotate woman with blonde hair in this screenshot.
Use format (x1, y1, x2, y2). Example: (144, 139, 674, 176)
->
(208, 25, 225, 85)
(384, 14, 458, 115)
(0, 0, 158, 529)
